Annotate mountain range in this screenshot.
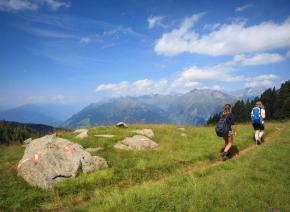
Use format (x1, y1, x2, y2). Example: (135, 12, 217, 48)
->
(0, 103, 81, 127)
(62, 89, 236, 129)
(0, 87, 268, 129)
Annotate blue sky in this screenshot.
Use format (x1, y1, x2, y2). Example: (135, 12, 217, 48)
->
(0, 0, 290, 108)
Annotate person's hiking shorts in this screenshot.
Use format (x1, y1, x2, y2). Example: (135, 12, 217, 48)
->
(252, 123, 264, 130)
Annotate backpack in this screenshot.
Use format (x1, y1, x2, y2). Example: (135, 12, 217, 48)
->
(215, 114, 230, 137)
(251, 107, 261, 124)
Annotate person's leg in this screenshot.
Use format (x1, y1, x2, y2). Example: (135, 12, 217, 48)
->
(258, 131, 264, 141)
(223, 137, 229, 150)
(255, 130, 260, 142)
(258, 124, 265, 142)
(224, 135, 233, 153)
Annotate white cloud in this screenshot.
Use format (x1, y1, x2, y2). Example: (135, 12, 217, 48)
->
(95, 53, 281, 96)
(0, 0, 70, 12)
(43, 0, 70, 11)
(96, 81, 129, 93)
(96, 79, 170, 97)
(0, 0, 38, 11)
(235, 4, 253, 12)
(147, 16, 165, 29)
(155, 15, 290, 56)
(245, 74, 279, 88)
(132, 79, 153, 91)
(233, 53, 285, 66)
(80, 36, 91, 44)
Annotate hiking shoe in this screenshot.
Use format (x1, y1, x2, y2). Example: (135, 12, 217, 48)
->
(220, 151, 229, 157)
(222, 155, 230, 161)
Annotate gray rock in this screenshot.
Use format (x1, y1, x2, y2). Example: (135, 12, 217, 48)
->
(116, 122, 128, 128)
(24, 138, 32, 144)
(133, 129, 154, 138)
(74, 129, 88, 139)
(85, 147, 104, 152)
(17, 134, 107, 189)
(114, 135, 159, 150)
(95, 134, 115, 138)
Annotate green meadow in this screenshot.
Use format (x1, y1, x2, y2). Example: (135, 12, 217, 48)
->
(0, 121, 289, 211)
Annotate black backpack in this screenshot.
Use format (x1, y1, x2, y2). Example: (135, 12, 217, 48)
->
(215, 114, 230, 137)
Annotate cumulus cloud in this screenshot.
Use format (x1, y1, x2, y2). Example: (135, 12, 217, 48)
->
(96, 79, 170, 96)
(0, 0, 70, 12)
(95, 51, 282, 96)
(172, 53, 283, 89)
(155, 15, 290, 56)
(235, 4, 253, 12)
(147, 16, 165, 29)
(233, 53, 285, 66)
(245, 74, 279, 88)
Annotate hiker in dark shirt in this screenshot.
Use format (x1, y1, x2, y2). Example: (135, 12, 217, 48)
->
(220, 104, 236, 160)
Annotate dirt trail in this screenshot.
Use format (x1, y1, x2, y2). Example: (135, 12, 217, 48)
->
(142, 125, 286, 186)
(70, 125, 285, 210)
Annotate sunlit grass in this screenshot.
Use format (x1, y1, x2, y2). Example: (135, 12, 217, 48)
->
(0, 121, 289, 211)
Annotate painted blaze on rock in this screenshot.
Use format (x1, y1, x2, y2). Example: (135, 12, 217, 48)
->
(17, 134, 107, 189)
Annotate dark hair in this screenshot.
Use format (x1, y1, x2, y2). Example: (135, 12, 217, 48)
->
(222, 104, 231, 116)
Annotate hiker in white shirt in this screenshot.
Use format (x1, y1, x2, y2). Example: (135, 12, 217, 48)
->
(251, 101, 266, 144)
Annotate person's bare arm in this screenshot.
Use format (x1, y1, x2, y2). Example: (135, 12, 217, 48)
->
(232, 125, 236, 136)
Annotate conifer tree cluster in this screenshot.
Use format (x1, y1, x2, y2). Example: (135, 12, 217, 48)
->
(207, 80, 290, 124)
(0, 121, 37, 145)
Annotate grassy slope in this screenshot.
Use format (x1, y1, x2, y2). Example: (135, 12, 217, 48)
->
(0, 121, 289, 211)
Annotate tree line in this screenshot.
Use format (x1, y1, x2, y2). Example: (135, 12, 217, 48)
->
(0, 121, 37, 145)
(207, 80, 290, 124)
(0, 121, 56, 145)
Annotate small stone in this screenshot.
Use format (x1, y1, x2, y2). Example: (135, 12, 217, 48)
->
(116, 122, 128, 128)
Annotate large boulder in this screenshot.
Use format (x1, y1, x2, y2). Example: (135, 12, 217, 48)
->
(134, 129, 154, 138)
(114, 135, 159, 150)
(17, 134, 107, 189)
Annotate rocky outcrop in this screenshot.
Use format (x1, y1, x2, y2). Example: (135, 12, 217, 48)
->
(17, 134, 107, 189)
(114, 135, 159, 150)
(133, 129, 154, 138)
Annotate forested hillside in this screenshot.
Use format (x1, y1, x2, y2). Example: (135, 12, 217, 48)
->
(0, 121, 55, 145)
(207, 80, 290, 124)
